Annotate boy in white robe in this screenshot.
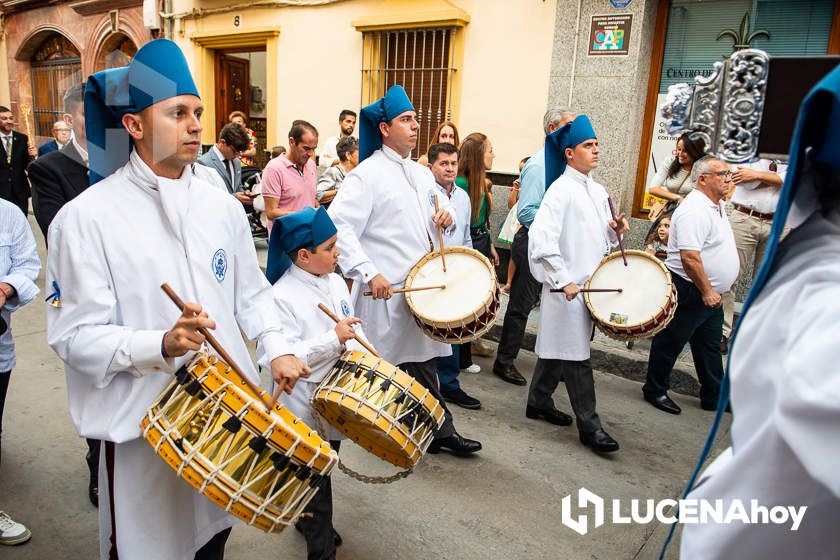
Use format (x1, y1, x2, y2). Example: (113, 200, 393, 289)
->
(328, 85, 481, 456)
(46, 39, 307, 560)
(528, 115, 628, 454)
(261, 206, 370, 559)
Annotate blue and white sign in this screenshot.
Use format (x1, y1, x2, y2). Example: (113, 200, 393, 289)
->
(611, 0, 632, 8)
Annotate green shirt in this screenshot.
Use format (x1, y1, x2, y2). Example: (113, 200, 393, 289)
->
(455, 176, 488, 228)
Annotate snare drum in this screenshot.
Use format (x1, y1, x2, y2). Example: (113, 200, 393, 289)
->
(312, 350, 445, 469)
(404, 247, 499, 343)
(141, 353, 337, 533)
(583, 250, 678, 341)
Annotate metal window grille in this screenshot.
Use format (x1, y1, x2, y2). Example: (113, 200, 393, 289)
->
(30, 35, 82, 138)
(361, 27, 456, 157)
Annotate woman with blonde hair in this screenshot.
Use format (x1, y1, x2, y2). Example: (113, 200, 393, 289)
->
(417, 121, 460, 166)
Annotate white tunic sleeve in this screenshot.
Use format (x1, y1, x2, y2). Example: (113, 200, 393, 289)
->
(328, 172, 379, 283)
(47, 208, 173, 386)
(274, 298, 343, 373)
(228, 208, 290, 361)
(528, 188, 572, 290)
(1, 208, 40, 311)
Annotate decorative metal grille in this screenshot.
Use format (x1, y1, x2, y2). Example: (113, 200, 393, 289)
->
(30, 34, 81, 138)
(361, 28, 456, 157)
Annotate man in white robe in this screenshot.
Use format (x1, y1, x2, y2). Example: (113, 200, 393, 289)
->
(678, 63, 840, 559)
(46, 39, 307, 560)
(528, 115, 628, 454)
(327, 85, 481, 456)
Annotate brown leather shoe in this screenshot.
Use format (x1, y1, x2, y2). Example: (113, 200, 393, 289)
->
(492, 362, 527, 386)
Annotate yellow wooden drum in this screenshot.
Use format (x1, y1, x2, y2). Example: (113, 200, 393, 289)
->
(141, 353, 338, 533)
(312, 350, 445, 469)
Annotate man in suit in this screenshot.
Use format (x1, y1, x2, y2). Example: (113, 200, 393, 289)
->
(36, 121, 72, 157)
(0, 106, 37, 216)
(28, 83, 99, 508)
(197, 122, 250, 200)
(30, 84, 89, 240)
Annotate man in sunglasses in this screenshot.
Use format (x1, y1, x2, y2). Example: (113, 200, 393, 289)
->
(643, 155, 739, 415)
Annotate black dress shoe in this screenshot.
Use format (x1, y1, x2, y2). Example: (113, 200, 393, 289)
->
(579, 429, 620, 453)
(427, 432, 482, 456)
(644, 393, 682, 415)
(89, 476, 99, 508)
(492, 362, 527, 386)
(525, 404, 572, 426)
(441, 388, 482, 410)
(333, 528, 342, 547)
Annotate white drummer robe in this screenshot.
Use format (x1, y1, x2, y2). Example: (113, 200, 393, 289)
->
(327, 145, 456, 365)
(681, 207, 840, 558)
(259, 264, 370, 441)
(46, 150, 290, 560)
(528, 166, 618, 361)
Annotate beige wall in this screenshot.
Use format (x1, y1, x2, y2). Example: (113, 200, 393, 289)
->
(0, 32, 10, 107)
(171, 0, 555, 172)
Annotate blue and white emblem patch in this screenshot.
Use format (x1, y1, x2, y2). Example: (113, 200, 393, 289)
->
(212, 249, 228, 282)
(340, 299, 351, 317)
(428, 190, 437, 207)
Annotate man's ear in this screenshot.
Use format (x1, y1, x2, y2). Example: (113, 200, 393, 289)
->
(62, 113, 73, 128)
(378, 121, 390, 139)
(564, 147, 574, 161)
(122, 113, 144, 141)
(296, 247, 310, 264)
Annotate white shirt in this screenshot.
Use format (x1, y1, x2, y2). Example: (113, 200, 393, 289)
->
(47, 150, 291, 560)
(528, 166, 618, 360)
(731, 158, 787, 215)
(212, 144, 235, 187)
(319, 135, 340, 169)
(681, 208, 840, 558)
(259, 265, 369, 441)
(328, 145, 456, 364)
(665, 189, 739, 293)
(435, 181, 472, 248)
(0, 198, 40, 371)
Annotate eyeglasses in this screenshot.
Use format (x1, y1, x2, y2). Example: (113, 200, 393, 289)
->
(700, 170, 733, 179)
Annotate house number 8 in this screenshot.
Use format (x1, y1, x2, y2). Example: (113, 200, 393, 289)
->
(234, 16, 241, 27)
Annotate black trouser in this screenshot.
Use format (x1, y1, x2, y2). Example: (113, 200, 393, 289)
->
(399, 359, 455, 438)
(644, 272, 724, 407)
(527, 358, 601, 433)
(0, 370, 9, 463)
(297, 441, 341, 560)
(194, 528, 232, 560)
(495, 227, 541, 366)
(86, 438, 101, 485)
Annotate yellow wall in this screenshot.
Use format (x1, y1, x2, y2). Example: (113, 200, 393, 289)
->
(172, 0, 556, 172)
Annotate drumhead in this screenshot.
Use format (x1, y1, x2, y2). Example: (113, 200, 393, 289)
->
(586, 251, 672, 327)
(407, 249, 495, 323)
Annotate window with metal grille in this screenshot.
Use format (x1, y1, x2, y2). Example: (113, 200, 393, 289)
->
(361, 28, 457, 157)
(30, 34, 82, 138)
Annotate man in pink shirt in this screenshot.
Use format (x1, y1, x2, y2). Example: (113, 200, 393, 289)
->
(262, 120, 319, 233)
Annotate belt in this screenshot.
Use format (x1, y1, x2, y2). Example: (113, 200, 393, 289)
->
(470, 225, 489, 235)
(733, 203, 774, 221)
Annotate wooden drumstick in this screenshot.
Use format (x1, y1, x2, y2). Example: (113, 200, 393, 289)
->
(607, 196, 628, 266)
(362, 284, 445, 297)
(433, 197, 447, 272)
(550, 288, 624, 294)
(161, 283, 274, 411)
(317, 303, 381, 358)
(269, 378, 288, 410)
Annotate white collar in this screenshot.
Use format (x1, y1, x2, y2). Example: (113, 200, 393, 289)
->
(289, 263, 331, 293)
(126, 149, 191, 192)
(0, 131, 12, 139)
(70, 137, 89, 165)
(211, 144, 228, 163)
(382, 144, 411, 163)
(562, 165, 591, 186)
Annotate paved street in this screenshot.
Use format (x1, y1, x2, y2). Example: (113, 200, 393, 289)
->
(1, 219, 730, 559)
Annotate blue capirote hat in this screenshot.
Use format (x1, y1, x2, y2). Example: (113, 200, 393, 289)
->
(265, 206, 338, 283)
(358, 85, 415, 162)
(544, 115, 597, 187)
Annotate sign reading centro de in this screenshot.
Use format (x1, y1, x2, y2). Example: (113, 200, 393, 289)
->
(589, 14, 633, 56)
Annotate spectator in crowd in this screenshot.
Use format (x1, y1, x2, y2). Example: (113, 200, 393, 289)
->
(270, 145, 286, 159)
(0, 197, 40, 546)
(493, 107, 575, 386)
(644, 155, 739, 415)
(317, 136, 358, 207)
(0, 106, 37, 215)
(319, 109, 357, 169)
(228, 110, 258, 167)
(417, 121, 460, 166)
(28, 82, 100, 507)
(261, 120, 319, 235)
(645, 215, 671, 261)
(720, 159, 786, 353)
(427, 142, 482, 408)
(37, 121, 72, 157)
(197, 122, 250, 199)
(456, 132, 499, 365)
(499, 157, 530, 293)
(646, 133, 707, 210)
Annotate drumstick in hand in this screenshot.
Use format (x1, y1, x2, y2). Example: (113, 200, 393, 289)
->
(607, 196, 628, 266)
(161, 283, 274, 412)
(550, 288, 624, 294)
(362, 284, 445, 297)
(317, 303, 380, 358)
(434, 197, 447, 272)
